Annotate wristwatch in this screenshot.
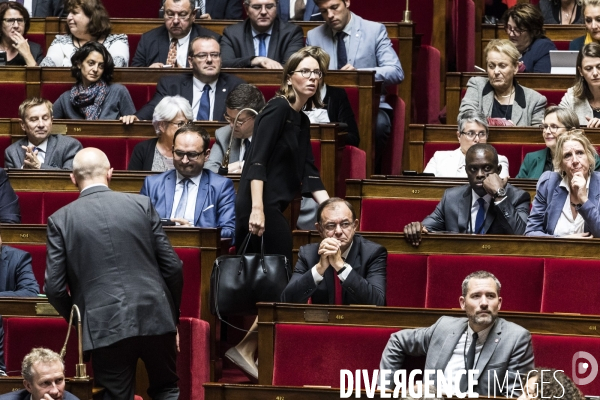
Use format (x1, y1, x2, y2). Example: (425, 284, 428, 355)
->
(493, 187, 507, 199)
(337, 263, 351, 275)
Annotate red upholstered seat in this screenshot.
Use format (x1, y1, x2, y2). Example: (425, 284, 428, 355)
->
(553, 41, 570, 51)
(337, 146, 366, 197)
(177, 317, 210, 400)
(272, 324, 397, 387)
(493, 143, 523, 178)
(413, 45, 441, 124)
(0, 84, 27, 118)
(381, 94, 405, 175)
(451, 0, 475, 72)
(128, 35, 142, 65)
(3, 317, 93, 377)
(123, 84, 155, 110)
(532, 335, 600, 396)
(257, 86, 278, 102)
(360, 198, 438, 232)
(344, 88, 359, 127)
(126, 137, 147, 167)
(16, 191, 43, 224)
(521, 144, 546, 163)
(541, 259, 600, 315)
(310, 140, 321, 170)
(40, 83, 72, 103)
(538, 90, 567, 107)
(176, 248, 201, 318)
(42, 192, 79, 223)
(425, 255, 544, 312)
(386, 254, 427, 307)
(8, 244, 45, 293)
(76, 137, 128, 170)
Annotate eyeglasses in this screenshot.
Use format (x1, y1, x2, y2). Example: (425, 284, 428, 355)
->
(3, 18, 24, 25)
(165, 12, 191, 20)
(192, 52, 221, 61)
(173, 150, 206, 160)
(249, 3, 276, 11)
(460, 131, 488, 139)
(539, 124, 566, 134)
(322, 221, 353, 232)
(169, 120, 190, 128)
(224, 114, 255, 127)
(292, 69, 323, 79)
(504, 25, 525, 36)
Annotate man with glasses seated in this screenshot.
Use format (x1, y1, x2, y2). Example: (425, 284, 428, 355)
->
(141, 124, 236, 237)
(132, 0, 219, 68)
(281, 197, 386, 305)
(220, 0, 304, 68)
(424, 110, 510, 178)
(136, 36, 245, 121)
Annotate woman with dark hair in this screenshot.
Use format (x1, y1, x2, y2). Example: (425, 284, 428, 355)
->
(40, 0, 128, 67)
(519, 368, 585, 400)
(559, 42, 600, 127)
(0, 2, 42, 66)
(570, 0, 600, 50)
(502, 3, 557, 73)
(53, 42, 136, 120)
(539, 0, 583, 24)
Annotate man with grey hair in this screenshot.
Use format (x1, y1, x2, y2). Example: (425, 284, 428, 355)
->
(423, 110, 510, 178)
(45, 148, 183, 399)
(0, 347, 79, 400)
(205, 84, 265, 174)
(379, 270, 534, 397)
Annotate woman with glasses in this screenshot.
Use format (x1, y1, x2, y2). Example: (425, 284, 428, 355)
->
(502, 4, 557, 73)
(226, 46, 330, 381)
(128, 95, 192, 171)
(570, 0, 600, 51)
(559, 42, 600, 127)
(525, 129, 600, 237)
(40, 0, 129, 67)
(424, 110, 510, 178)
(539, 0, 583, 24)
(0, 2, 42, 66)
(459, 39, 547, 127)
(53, 42, 136, 121)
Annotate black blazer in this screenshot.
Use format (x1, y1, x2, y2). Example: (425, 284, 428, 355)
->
(0, 168, 20, 223)
(135, 72, 245, 121)
(0, 0, 63, 16)
(128, 137, 158, 171)
(206, 0, 243, 19)
(324, 85, 360, 147)
(6, 41, 43, 65)
(220, 17, 304, 68)
(280, 234, 387, 306)
(131, 24, 220, 67)
(0, 245, 39, 296)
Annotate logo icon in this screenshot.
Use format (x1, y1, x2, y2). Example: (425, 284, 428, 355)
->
(572, 351, 599, 386)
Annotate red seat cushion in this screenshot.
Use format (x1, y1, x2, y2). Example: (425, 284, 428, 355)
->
(40, 83, 72, 103)
(76, 137, 127, 170)
(553, 41, 570, 51)
(0, 84, 27, 118)
(386, 254, 427, 307)
(177, 317, 210, 400)
(452, 0, 475, 72)
(337, 146, 366, 198)
(16, 192, 43, 224)
(538, 90, 567, 107)
(425, 255, 544, 312)
(8, 245, 45, 293)
(256, 86, 278, 102)
(541, 259, 600, 315)
(42, 192, 79, 223)
(412, 45, 441, 124)
(123, 84, 155, 110)
(176, 248, 201, 318)
(360, 199, 439, 232)
(493, 143, 523, 178)
(310, 140, 321, 170)
(344, 88, 359, 128)
(382, 94, 406, 175)
(272, 324, 397, 387)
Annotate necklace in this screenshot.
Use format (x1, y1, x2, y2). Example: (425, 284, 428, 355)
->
(495, 87, 515, 102)
(559, 1, 577, 24)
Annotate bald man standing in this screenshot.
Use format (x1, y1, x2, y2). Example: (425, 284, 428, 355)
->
(45, 148, 183, 400)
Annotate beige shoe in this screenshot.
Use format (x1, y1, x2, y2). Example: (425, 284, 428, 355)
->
(225, 347, 258, 380)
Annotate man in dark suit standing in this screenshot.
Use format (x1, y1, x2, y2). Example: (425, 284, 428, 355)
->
(281, 197, 386, 305)
(45, 148, 183, 400)
(220, 0, 304, 68)
(133, 0, 219, 68)
(0, 0, 63, 17)
(5, 98, 82, 170)
(136, 36, 245, 121)
(404, 143, 530, 247)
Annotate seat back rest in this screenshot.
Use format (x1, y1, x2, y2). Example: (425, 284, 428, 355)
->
(177, 317, 210, 400)
(42, 192, 80, 223)
(76, 137, 128, 170)
(176, 248, 202, 318)
(0, 84, 27, 118)
(541, 259, 600, 315)
(386, 254, 427, 308)
(16, 192, 44, 224)
(360, 198, 438, 232)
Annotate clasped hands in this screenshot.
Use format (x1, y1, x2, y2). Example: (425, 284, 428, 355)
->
(22, 145, 41, 169)
(316, 237, 344, 276)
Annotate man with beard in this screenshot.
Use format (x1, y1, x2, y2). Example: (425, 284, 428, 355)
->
(379, 271, 534, 397)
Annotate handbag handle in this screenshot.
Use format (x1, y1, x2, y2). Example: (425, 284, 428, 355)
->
(237, 233, 267, 274)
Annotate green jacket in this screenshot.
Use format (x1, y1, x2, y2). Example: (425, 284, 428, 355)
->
(516, 147, 600, 179)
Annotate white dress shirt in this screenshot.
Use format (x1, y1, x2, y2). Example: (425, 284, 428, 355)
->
(311, 241, 353, 284)
(554, 174, 590, 236)
(192, 77, 218, 120)
(170, 171, 202, 223)
(168, 30, 192, 68)
(238, 136, 252, 167)
(424, 148, 510, 179)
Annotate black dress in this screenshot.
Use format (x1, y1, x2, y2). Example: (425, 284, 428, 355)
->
(235, 96, 325, 260)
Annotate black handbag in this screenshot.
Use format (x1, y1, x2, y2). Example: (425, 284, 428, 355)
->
(210, 233, 292, 318)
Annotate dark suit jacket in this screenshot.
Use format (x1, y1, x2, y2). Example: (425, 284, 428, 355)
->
(0, 168, 20, 224)
(0, 0, 63, 16)
(135, 72, 245, 121)
(422, 183, 530, 235)
(324, 85, 360, 147)
(379, 316, 535, 396)
(0, 389, 79, 400)
(140, 168, 236, 239)
(517, 148, 600, 179)
(131, 24, 220, 67)
(4, 135, 82, 170)
(220, 17, 304, 68)
(45, 186, 183, 352)
(6, 41, 43, 66)
(278, 0, 320, 21)
(128, 137, 159, 171)
(0, 245, 39, 296)
(206, 0, 243, 19)
(280, 234, 386, 305)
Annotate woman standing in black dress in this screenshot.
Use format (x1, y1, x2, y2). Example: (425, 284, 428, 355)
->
(226, 46, 330, 379)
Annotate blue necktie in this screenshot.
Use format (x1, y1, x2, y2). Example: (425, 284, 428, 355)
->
(336, 31, 347, 69)
(174, 178, 190, 219)
(196, 84, 211, 121)
(258, 33, 267, 57)
(243, 138, 251, 161)
(474, 197, 486, 234)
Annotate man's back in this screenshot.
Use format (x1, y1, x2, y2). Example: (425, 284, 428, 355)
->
(45, 186, 183, 351)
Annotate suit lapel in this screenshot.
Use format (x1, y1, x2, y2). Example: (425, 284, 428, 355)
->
(182, 79, 193, 107)
(481, 83, 495, 116)
(194, 172, 209, 225)
(482, 198, 496, 234)
(268, 19, 280, 60)
(165, 170, 177, 218)
(458, 186, 472, 233)
(347, 14, 361, 65)
(475, 320, 502, 379)
(585, 173, 600, 232)
(214, 77, 227, 122)
(15, 138, 27, 168)
(244, 21, 256, 59)
(511, 84, 527, 125)
(547, 182, 567, 235)
(434, 319, 468, 371)
(530, 149, 547, 179)
(43, 135, 58, 166)
(342, 235, 361, 303)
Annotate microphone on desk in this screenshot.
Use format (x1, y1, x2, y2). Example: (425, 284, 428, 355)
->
(59, 304, 88, 379)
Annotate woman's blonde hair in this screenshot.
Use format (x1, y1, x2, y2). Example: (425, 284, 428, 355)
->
(583, 0, 600, 16)
(484, 39, 520, 66)
(553, 129, 598, 174)
(276, 46, 325, 110)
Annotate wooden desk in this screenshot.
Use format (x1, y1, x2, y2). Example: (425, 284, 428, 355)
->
(6, 170, 148, 193)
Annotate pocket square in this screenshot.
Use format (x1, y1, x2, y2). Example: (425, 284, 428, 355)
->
(202, 205, 214, 212)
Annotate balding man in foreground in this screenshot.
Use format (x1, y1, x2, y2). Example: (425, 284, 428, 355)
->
(45, 148, 183, 399)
